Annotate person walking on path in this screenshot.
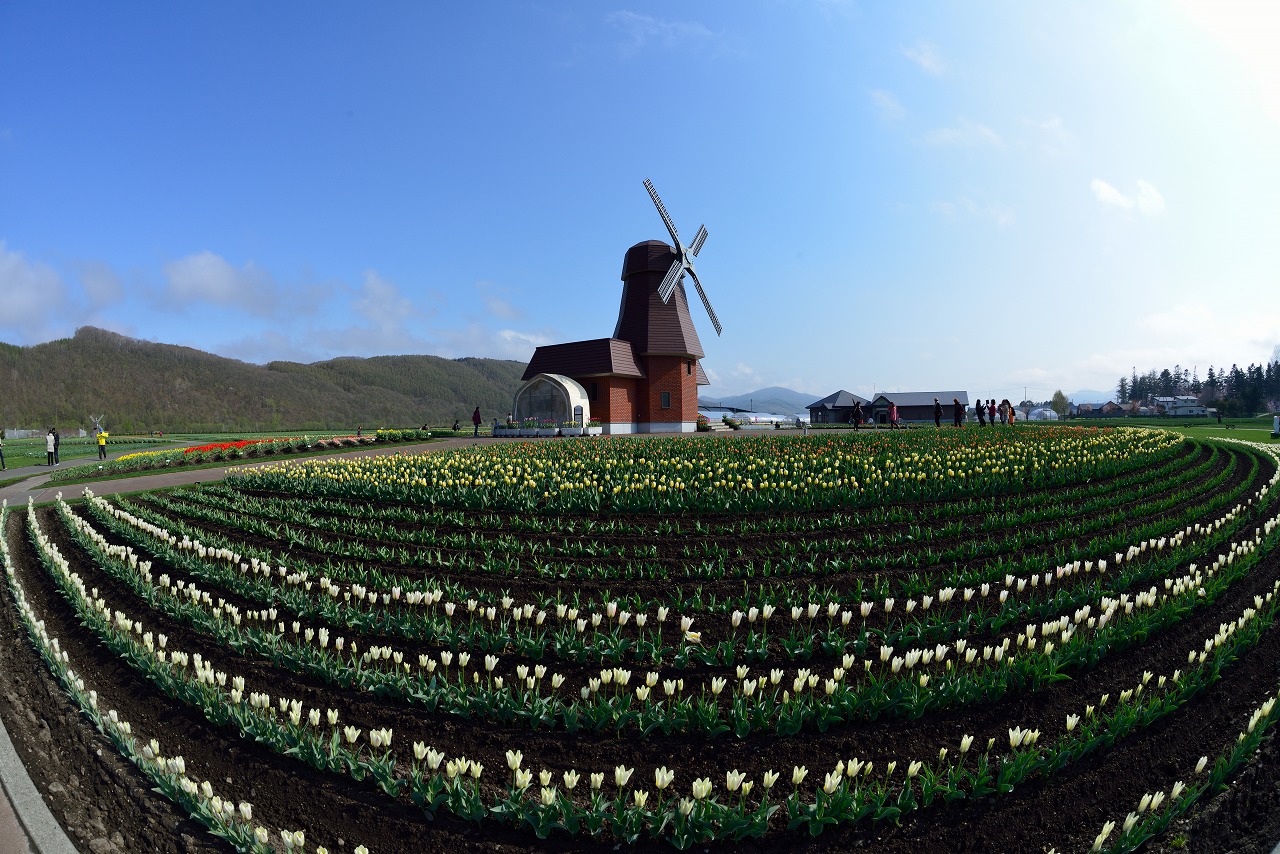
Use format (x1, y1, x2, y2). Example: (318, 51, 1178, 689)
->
(952, 398, 964, 427)
(933, 397, 942, 428)
(97, 429, 109, 459)
(45, 428, 56, 466)
(888, 400, 900, 430)
(53, 428, 60, 464)
(975, 399, 986, 427)
(471, 406, 482, 438)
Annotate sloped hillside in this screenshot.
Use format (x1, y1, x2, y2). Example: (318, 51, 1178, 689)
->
(0, 327, 525, 432)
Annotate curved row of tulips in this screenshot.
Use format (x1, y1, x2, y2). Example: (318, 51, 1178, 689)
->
(62, 470, 1274, 739)
(3, 427, 1280, 852)
(9, 475, 1280, 849)
(138, 437, 1220, 587)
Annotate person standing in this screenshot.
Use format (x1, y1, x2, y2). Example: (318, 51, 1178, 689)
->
(46, 428, 56, 466)
(988, 399, 996, 425)
(933, 397, 942, 428)
(53, 428, 61, 464)
(888, 400, 899, 429)
(97, 428, 109, 459)
(852, 401, 863, 431)
(471, 406, 482, 437)
(0, 433, 6, 470)
(952, 398, 963, 427)
(975, 400, 986, 427)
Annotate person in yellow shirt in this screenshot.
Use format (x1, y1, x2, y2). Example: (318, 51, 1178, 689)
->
(97, 429, 109, 460)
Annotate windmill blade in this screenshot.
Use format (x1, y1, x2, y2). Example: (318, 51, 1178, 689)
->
(689, 224, 708, 256)
(644, 178, 681, 247)
(688, 269, 723, 336)
(657, 257, 685, 303)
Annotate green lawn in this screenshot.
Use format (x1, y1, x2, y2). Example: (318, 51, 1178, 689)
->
(0, 434, 173, 468)
(1082, 415, 1279, 444)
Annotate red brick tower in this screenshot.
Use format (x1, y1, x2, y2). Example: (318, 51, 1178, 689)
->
(614, 241, 704, 429)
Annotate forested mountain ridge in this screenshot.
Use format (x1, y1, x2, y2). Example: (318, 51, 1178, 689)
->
(0, 327, 527, 432)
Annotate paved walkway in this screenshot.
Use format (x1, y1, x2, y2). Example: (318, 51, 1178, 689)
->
(0, 436, 513, 508)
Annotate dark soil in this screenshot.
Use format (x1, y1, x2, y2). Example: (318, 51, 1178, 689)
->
(3, 439, 1280, 853)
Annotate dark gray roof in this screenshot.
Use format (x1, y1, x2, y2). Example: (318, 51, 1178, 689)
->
(868, 391, 968, 407)
(523, 338, 644, 381)
(806, 389, 870, 409)
(613, 241, 705, 358)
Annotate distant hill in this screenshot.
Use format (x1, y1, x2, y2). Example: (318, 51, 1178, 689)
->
(0, 327, 527, 432)
(700, 386, 820, 415)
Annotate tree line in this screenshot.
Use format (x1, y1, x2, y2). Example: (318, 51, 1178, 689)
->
(1117, 358, 1280, 416)
(0, 327, 528, 433)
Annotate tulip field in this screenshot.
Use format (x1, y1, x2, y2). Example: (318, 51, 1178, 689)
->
(4, 426, 1280, 852)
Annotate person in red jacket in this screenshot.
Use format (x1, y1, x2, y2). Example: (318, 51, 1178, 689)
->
(471, 406, 482, 437)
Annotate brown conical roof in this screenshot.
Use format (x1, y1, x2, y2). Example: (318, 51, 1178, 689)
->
(613, 240, 704, 358)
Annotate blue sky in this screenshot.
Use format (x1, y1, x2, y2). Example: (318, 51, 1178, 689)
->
(2, 2, 1278, 404)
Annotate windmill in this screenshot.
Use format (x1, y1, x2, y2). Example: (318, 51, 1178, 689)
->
(90, 414, 105, 434)
(643, 178, 722, 336)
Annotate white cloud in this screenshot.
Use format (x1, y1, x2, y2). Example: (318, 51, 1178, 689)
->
(1043, 301, 1280, 392)
(869, 89, 907, 122)
(1023, 114, 1075, 156)
(161, 251, 281, 314)
(925, 118, 1004, 147)
(1135, 180, 1166, 215)
(217, 330, 318, 364)
(904, 41, 945, 75)
(1090, 179, 1133, 209)
(606, 11, 718, 58)
(475, 280, 523, 320)
(431, 323, 552, 362)
(715, 361, 766, 393)
(353, 270, 419, 326)
(0, 241, 66, 336)
(1091, 178, 1166, 215)
(931, 197, 1015, 227)
(77, 261, 125, 309)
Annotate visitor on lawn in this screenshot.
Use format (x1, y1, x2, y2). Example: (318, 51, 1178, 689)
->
(46, 428, 56, 466)
(471, 406, 482, 437)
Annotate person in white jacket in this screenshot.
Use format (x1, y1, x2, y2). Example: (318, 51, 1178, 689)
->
(45, 429, 56, 466)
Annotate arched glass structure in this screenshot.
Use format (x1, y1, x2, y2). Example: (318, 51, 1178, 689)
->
(512, 374, 591, 425)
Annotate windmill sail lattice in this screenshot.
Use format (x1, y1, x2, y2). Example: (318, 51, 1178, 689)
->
(643, 179, 722, 336)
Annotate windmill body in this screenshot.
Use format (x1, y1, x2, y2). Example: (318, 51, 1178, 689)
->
(519, 181, 722, 434)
